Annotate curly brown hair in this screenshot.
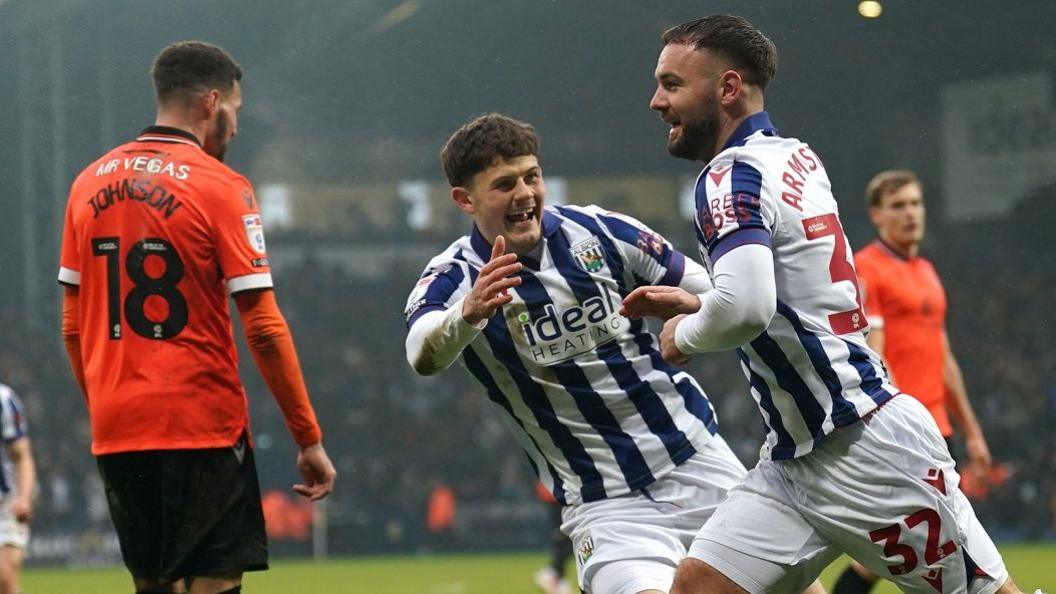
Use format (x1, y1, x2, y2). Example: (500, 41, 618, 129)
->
(440, 113, 540, 188)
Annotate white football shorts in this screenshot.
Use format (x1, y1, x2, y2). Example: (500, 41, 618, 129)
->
(0, 496, 29, 549)
(561, 435, 748, 594)
(689, 394, 1008, 594)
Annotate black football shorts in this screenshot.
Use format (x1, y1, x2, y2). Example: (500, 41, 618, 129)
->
(96, 433, 269, 582)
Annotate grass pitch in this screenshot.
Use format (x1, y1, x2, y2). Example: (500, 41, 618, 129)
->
(24, 544, 1054, 593)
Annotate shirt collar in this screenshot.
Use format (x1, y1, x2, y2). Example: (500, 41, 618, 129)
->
(721, 110, 778, 152)
(874, 238, 914, 262)
(469, 209, 563, 263)
(137, 125, 203, 148)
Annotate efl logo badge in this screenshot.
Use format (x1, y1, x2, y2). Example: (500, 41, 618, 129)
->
(242, 214, 267, 254)
(570, 237, 605, 273)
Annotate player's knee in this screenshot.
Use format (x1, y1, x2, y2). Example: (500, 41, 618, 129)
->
(671, 558, 747, 594)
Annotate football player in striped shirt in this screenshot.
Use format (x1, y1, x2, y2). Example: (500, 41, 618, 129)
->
(628, 14, 1026, 594)
(406, 113, 767, 594)
(0, 383, 35, 594)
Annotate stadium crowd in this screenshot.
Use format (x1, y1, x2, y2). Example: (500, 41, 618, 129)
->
(2, 212, 1053, 561)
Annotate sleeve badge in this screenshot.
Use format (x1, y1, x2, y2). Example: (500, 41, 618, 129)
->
(242, 214, 267, 254)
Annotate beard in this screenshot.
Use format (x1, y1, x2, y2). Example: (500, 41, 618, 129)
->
(206, 113, 230, 162)
(667, 97, 720, 162)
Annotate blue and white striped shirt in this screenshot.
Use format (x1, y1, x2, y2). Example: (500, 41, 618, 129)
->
(0, 383, 28, 497)
(406, 205, 719, 505)
(692, 112, 898, 461)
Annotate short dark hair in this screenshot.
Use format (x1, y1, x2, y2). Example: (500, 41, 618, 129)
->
(661, 15, 777, 89)
(151, 41, 243, 104)
(440, 113, 540, 187)
(866, 170, 922, 208)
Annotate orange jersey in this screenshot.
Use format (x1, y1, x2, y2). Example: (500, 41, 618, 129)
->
(59, 127, 274, 454)
(854, 240, 951, 435)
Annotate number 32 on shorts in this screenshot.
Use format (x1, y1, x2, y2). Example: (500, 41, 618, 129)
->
(869, 507, 957, 577)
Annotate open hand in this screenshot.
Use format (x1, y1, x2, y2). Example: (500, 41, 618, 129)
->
(462, 235, 523, 325)
(621, 286, 701, 321)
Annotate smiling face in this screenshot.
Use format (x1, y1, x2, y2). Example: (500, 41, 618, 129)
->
(871, 181, 926, 250)
(650, 43, 724, 162)
(453, 155, 545, 256)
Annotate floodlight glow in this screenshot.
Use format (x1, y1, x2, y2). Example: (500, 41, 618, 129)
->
(858, 0, 883, 18)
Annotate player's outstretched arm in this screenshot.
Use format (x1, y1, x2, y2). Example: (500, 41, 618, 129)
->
(234, 288, 336, 500)
(406, 235, 522, 375)
(621, 286, 701, 321)
(621, 255, 714, 321)
(670, 244, 777, 358)
(678, 257, 715, 294)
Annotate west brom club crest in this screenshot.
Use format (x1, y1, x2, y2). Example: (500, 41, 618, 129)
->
(570, 237, 605, 273)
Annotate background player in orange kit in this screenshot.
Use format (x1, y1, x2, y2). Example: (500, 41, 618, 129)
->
(832, 169, 993, 594)
(58, 41, 336, 594)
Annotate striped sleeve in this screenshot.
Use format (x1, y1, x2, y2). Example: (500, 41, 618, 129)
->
(593, 209, 686, 287)
(0, 386, 27, 442)
(697, 158, 777, 262)
(405, 256, 471, 328)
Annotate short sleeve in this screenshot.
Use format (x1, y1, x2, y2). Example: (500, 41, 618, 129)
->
(855, 253, 884, 329)
(210, 178, 274, 294)
(58, 196, 81, 286)
(0, 387, 27, 443)
(595, 210, 686, 286)
(405, 259, 471, 328)
(695, 159, 777, 262)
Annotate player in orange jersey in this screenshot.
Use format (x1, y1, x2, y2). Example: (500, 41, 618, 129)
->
(831, 170, 992, 594)
(58, 41, 335, 594)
